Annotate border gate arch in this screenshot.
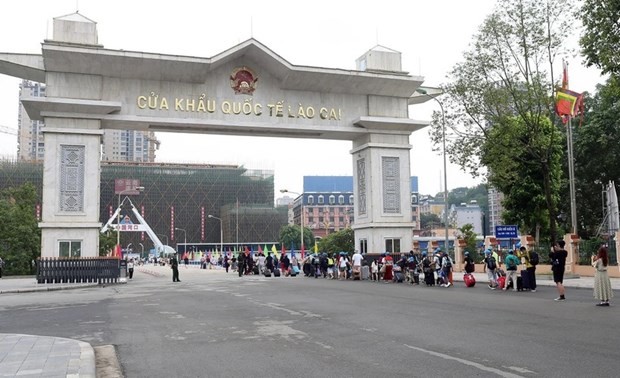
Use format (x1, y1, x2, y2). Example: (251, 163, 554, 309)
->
(0, 13, 437, 257)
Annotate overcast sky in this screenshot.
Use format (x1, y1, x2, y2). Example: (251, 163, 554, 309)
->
(0, 0, 605, 199)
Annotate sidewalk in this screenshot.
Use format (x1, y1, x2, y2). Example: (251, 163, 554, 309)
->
(0, 333, 95, 378)
(451, 271, 620, 290)
(0, 276, 110, 295)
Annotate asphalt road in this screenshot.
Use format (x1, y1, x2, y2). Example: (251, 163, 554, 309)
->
(1, 267, 618, 377)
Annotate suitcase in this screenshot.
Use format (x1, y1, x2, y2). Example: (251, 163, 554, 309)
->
(253, 265, 259, 275)
(516, 276, 523, 291)
(263, 269, 271, 277)
(520, 270, 530, 290)
(293, 266, 300, 274)
(424, 270, 435, 286)
(393, 271, 405, 283)
(361, 265, 370, 280)
(497, 276, 506, 289)
(413, 272, 420, 285)
(273, 268, 281, 277)
(464, 273, 476, 287)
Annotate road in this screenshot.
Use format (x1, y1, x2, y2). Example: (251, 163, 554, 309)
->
(1, 266, 618, 377)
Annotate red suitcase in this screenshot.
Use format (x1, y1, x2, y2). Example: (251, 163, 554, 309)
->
(497, 276, 506, 289)
(464, 273, 476, 287)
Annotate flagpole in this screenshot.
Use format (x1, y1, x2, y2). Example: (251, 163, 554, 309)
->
(567, 117, 577, 234)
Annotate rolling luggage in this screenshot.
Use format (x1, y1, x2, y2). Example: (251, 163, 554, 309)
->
(497, 276, 506, 289)
(253, 265, 259, 275)
(361, 265, 370, 280)
(273, 268, 281, 277)
(516, 276, 523, 291)
(423, 270, 435, 286)
(464, 273, 476, 287)
(293, 266, 300, 275)
(413, 271, 420, 285)
(520, 270, 530, 291)
(263, 269, 271, 277)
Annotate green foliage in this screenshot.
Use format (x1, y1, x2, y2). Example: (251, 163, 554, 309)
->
(279, 224, 315, 251)
(0, 183, 41, 275)
(572, 77, 620, 237)
(435, 0, 574, 243)
(449, 184, 489, 213)
(99, 231, 117, 256)
(579, 0, 620, 76)
(420, 213, 442, 229)
(458, 223, 478, 253)
(317, 228, 354, 255)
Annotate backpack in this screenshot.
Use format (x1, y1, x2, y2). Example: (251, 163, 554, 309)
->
(487, 256, 497, 270)
(444, 257, 452, 269)
(507, 256, 517, 270)
(529, 251, 539, 266)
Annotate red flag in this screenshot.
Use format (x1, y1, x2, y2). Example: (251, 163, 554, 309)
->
(258, 245, 263, 254)
(114, 244, 121, 258)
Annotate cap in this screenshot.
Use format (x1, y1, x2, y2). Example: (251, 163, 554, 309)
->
(422, 251, 427, 256)
(434, 248, 442, 253)
(508, 250, 514, 254)
(464, 251, 469, 256)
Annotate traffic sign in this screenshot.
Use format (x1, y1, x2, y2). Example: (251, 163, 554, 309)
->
(495, 225, 519, 239)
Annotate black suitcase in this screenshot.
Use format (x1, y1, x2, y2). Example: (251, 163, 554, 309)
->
(273, 268, 281, 277)
(424, 270, 435, 286)
(413, 272, 420, 285)
(263, 269, 271, 277)
(520, 270, 530, 290)
(253, 265, 259, 275)
(516, 276, 523, 291)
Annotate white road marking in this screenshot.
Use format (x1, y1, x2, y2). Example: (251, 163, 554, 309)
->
(403, 344, 526, 378)
(505, 366, 536, 374)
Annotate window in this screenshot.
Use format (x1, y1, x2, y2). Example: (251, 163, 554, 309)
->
(384, 238, 401, 253)
(59, 240, 82, 257)
(338, 195, 345, 205)
(359, 239, 368, 254)
(349, 195, 354, 205)
(308, 195, 314, 205)
(329, 195, 335, 205)
(318, 195, 324, 204)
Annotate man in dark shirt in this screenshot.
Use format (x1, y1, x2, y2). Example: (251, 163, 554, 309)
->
(170, 255, 180, 282)
(237, 251, 246, 277)
(550, 240, 568, 301)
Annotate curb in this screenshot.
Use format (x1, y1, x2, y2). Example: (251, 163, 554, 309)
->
(0, 283, 119, 295)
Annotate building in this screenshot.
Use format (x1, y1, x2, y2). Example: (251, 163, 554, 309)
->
(17, 80, 159, 162)
(488, 186, 505, 235)
(284, 175, 419, 239)
(454, 200, 483, 235)
(0, 159, 286, 254)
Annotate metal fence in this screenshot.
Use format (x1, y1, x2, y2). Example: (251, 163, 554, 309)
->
(36, 257, 121, 284)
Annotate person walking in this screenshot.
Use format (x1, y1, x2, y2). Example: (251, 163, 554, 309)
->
(503, 250, 520, 292)
(483, 249, 498, 289)
(591, 246, 613, 306)
(170, 255, 180, 282)
(127, 258, 135, 279)
(550, 240, 568, 301)
(238, 251, 246, 277)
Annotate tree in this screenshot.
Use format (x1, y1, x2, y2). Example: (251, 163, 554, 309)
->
(458, 224, 478, 253)
(420, 213, 442, 230)
(572, 77, 620, 237)
(0, 183, 41, 275)
(580, 0, 620, 76)
(279, 224, 314, 251)
(99, 231, 117, 256)
(434, 0, 574, 243)
(317, 228, 354, 255)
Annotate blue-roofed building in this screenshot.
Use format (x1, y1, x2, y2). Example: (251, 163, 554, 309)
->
(284, 175, 420, 240)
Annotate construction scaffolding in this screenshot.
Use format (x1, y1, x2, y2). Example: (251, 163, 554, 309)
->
(0, 159, 287, 253)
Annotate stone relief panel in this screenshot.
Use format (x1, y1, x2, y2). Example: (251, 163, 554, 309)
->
(357, 158, 366, 215)
(59, 145, 85, 212)
(382, 156, 400, 214)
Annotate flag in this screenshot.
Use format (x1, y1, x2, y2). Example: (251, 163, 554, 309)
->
(114, 244, 121, 258)
(555, 60, 584, 125)
(290, 243, 296, 258)
(271, 244, 278, 259)
(250, 245, 255, 258)
(313, 241, 318, 254)
(280, 244, 286, 260)
(258, 245, 263, 255)
(264, 244, 269, 256)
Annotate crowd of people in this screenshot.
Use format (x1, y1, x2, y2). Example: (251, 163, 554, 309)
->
(140, 240, 613, 307)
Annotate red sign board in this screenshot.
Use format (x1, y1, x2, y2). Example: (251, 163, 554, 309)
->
(114, 179, 141, 195)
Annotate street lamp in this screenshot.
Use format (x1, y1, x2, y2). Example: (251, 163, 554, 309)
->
(280, 189, 304, 253)
(139, 243, 144, 258)
(157, 234, 169, 246)
(175, 227, 186, 253)
(117, 186, 145, 248)
(126, 243, 132, 259)
(208, 215, 223, 254)
(415, 88, 449, 254)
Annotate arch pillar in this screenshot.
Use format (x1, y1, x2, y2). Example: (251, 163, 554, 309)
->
(351, 132, 414, 254)
(39, 118, 103, 257)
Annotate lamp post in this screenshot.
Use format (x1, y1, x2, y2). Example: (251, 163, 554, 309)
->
(117, 186, 145, 248)
(175, 227, 186, 254)
(416, 88, 449, 254)
(208, 215, 223, 254)
(126, 243, 132, 259)
(139, 243, 144, 258)
(280, 189, 303, 253)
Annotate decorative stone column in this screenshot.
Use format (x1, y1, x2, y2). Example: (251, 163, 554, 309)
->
(563, 233, 580, 274)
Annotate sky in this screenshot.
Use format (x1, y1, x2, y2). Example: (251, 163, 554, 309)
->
(0, 0, 606, 199)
